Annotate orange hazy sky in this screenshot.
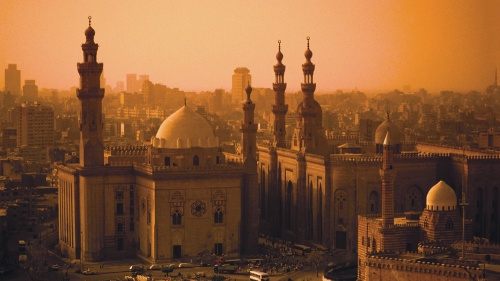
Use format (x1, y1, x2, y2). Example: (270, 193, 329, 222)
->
(0, 0, 498, 93)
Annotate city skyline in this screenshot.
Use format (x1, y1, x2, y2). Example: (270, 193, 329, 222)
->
(0, 0, 499, 94)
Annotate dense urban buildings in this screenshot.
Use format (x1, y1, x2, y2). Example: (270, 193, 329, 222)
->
(56, 21, 259, 262)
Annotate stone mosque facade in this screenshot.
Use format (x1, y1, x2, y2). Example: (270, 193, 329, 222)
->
(57, 20, 259, 262)
(257, 38, 500, 256)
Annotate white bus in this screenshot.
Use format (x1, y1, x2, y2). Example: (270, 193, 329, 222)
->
(250, 270, 269, 281)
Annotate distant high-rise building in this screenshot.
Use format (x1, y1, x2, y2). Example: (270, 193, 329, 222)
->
(16, 102, 54, 148)
(22, 80, 38, 101)
(137, 75, 149, 93)
(115, 81, 124, 92)
(126, 73, 137, 93)
(231, 67, 251, 104)
(5, 64, 21, 95)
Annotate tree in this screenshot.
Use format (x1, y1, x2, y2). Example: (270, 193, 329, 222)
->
(306, 251, 328, 277)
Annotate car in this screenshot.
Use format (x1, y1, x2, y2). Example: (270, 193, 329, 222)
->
(82, 269, 96, 275)
(49, 264, 60, 271)
(178, 262, 197, 268)
(129, 265, 145, 272)
(149, 264, 163, 270)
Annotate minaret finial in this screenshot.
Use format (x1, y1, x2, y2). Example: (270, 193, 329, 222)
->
(307, 36, 310, 49)
(184, 98, 186, 106)
(88, 16, 92, 26)
(278, 40, 281, 52)
(386, 111, 390, 120)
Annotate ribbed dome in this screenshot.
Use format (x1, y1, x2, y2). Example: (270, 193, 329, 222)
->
(375, 115, 401, 144)
(426, 180, 457, 211)
(152, 105, 216, 148)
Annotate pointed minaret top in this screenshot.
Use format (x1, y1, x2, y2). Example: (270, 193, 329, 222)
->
(304, 36, 312, 61)
(245, 83, 252, 102)
(386, 111, 390, 120)
(276, 40, 283, 63)
(383, 131, 392, 145)
(85, 16, 95, 41)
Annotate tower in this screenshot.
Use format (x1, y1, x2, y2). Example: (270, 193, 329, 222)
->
(77, 17, 106, 261)
(240, 84, 259, 254)
(380, 132, 395, 228)
(77, 16, 105, 167)
(272, 40, 288, 148)
(4, 64, 21, 95)
(231, 67, 251, 104)
(290, 37, 326, 154)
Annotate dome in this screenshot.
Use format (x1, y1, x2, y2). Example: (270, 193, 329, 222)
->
(153, 105, 217, 148)
(426, 180, 457, 211)
(375, 114, 401, 144)
(85, 26, 95, 38)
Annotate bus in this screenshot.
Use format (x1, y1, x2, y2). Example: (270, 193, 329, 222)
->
(249, 271, 269, 281)
(292, 244, 312, 256)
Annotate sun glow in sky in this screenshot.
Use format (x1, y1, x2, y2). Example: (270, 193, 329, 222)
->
(0, 0, 498, 93)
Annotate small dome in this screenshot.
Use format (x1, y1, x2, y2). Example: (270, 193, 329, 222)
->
(276, 51, 283, 62)
(375, 114, 401, 144)
(154, 105, 216, 148)
(426, 180, 457, 211)
(85, 26, 95, 38)
(304, 48, 312, 61)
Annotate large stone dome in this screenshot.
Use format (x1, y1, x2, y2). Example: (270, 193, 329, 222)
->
(426, 180, 457, 211)
(152, 105, 217, 148)
(375, 114, 401, 144)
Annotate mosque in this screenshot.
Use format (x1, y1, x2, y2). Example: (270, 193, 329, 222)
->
(257, 36, 500, 257)
(58, 19, 500, 265)
(57, 19, 258, 262)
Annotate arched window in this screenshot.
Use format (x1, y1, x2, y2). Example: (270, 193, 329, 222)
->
(446, 217, 453, 230)
(172, 210, 182, 225)
(193, 155, 200, 166)
(214, 208, 224, 224)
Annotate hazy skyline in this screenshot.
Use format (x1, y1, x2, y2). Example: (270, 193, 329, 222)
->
(0, 0, 498, 94)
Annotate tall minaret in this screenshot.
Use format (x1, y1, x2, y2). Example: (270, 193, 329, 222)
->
(241, 84, 257, 160)
(380, 132, 395, 227)
(77, 16, 105, 167)
(272, 40, 288, 148)
(291, 37, 326, 153)
(240, 84, 259, 254)
(77, 17, 106, 262)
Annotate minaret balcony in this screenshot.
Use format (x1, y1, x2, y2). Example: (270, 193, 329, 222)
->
(273, 83, 287, 92)
(301, 83, 316, 93)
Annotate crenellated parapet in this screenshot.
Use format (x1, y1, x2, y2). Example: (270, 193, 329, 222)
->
(105, 145, 148, 156)
(365, 255, 481, 279)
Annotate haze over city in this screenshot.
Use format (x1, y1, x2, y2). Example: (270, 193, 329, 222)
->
(0, 0, 498, 94)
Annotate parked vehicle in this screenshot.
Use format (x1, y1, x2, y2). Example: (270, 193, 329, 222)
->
(130, 265, 145, 272)
(82, 269, 96, 275)
(214, 264, 237, 274)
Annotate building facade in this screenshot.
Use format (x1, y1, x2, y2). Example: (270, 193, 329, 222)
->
(4, 64, 21, 95)
(16, 102, 55, 148)
(231, 67, 251, 104)
(257, 39, 500, 256)
(57, 19, 259, 262)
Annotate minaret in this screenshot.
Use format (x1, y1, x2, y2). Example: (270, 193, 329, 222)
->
(77, 17, 106, 262)
(241, 84, 257, 160)
(272, 40, 288, 148)
(240, 84, 259, 254)
(380, 132, 395, 227)
(77, 16, 105, 167)
(291, 37, 326, 153)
